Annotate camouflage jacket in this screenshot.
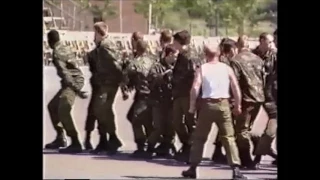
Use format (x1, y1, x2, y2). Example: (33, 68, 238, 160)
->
(219, 55, 232, 66)
(252, 47, 277, 103)
(124, 54, 155, 98)
(148, 60, 174, 105)
(230, 51, 265, 103)
(172, 47, 203, 98)
(95, 36, 125, 87)
(52, 41, 84, 92)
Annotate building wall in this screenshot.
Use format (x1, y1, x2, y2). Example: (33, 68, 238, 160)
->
(43, 0, 148, 34)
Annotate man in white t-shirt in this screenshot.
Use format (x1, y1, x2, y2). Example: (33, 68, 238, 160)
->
(181, 45, 246, 179)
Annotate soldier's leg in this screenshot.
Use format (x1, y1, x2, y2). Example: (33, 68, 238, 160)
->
(173, 98, 189, 144)
(90, 88, 109, 154)
(157, 104, 175, 157)
(254, 102, 277, 164)
(45, 90, 67, 149)
(235, 101, 261, 168)
(182, 101, 214, 178)
(144, 106, 163, 159)
(84, 89, 98, 150)
(57, 87, 82, 153)
(211, 130, 227, 163)
(130, 99, 150, 156)
(181, 97, 196, 135)
(142, 106, 154, 138)
(101, 87, 122, 154)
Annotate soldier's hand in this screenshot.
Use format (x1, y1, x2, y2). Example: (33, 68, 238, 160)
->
(232, 105, 242, 116)
(78, 91, 88, 99)
(163, 69, 173, 76)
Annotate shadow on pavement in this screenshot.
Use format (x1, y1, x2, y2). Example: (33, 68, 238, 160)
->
(123, 175, 186, 179)
(92, 152, 230, 169)
(43, 149, 106, 156)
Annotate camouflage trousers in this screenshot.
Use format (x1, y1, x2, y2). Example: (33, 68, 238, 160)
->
(92, 86, 118, 135)
(254, 102, 277, 156)
(48, 83, 83, 137)
(147, 102, 175, 145)
(85, 86, 99, 132)
(189, 98, 240, 166)
(234, 101, 262, 165)
(127, 94, 153, 144)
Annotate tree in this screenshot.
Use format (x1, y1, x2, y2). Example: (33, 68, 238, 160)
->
(134, 0, 175, 28)
(218, 0, 273, 35)
(76, 0, 117, 21)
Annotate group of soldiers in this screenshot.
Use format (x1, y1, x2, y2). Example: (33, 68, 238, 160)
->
(44, 20, 277, 179)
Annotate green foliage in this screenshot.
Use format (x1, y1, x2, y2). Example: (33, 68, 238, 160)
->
(133, 0, 276, 36)
(76, 0, 117, 20)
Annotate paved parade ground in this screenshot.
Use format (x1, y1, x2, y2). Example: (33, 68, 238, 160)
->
(43, 67, 277, 179)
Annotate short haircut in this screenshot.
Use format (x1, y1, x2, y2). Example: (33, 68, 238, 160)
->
(164, 44, 178, 57)
(132, 32, 143, 41)
(259, 32, 270, 42)
(47, 29, 60, 42)
(136, 39, 148, 54)
(93, 16, 104, 23)
(222, 39, 237, 54)
(203, 44, 220, 58)
(160, 29, 173, 43)
(94, 22, 108, 36)
(237, 35, 249, 48)
(173, 30, 191, 45)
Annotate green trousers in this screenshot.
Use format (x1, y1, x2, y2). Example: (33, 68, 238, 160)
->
(85, 87, 99, 132)
(173, 96, 196, 144)
(92, 86, 118, 135)
(48, 85, 83, 137)
(189, 99, 240, 166)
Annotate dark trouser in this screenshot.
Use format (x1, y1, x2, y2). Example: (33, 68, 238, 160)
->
(127, 95, 154, 144)
(48, 84, 83, 137)
(234, 101, 262, 165)
(173, 96, 196, 144)
(92, 86, 118, 135)
(189, 99, 240, 166)
(85, 87, 99, 132)
(147, 102, 175, 145)
(254, 102, 277, 156)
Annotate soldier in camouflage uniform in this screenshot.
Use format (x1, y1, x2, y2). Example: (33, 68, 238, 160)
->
(171, 30, 202, 161)
(131, 32, 143, 58)
(252, 32, 278, 166)
(229, 36, 265, 169)
(45, 30, 88, 153)
(90, 22, 124, 155)
(123, 40, 155, 157)
(140, 44, 178, 159)
(158, 29, 173, 59)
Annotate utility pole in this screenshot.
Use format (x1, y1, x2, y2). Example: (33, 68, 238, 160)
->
(148, 3, 152, 34)
(119, 0, 123, 33)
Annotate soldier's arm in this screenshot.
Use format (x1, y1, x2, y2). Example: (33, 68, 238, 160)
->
(87, 50, 95, 73)
(189, 68, 202, 110)
(227, 66, 242, 108)
(229, 60, 241, 81)
(54, 50, 82, 93)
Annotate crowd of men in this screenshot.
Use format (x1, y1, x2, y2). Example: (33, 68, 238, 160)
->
(44, 20, 277, 179)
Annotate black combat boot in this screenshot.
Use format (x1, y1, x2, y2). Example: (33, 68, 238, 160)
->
(174, 143, 191, 163)
(90, 134, 109, 154)
(59, 136, 82, 154)
(84, 131, 93, 150)
(211, 142, 227, 164)
(140, 143, 155, 159)
(239, 148, 257, 170)
(107, 134, 122, 155)
(232, 165, 247, 179)
(45, 133, 67, 149)
(181, 165, 197, 179)
(130, 140, 146, 158)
